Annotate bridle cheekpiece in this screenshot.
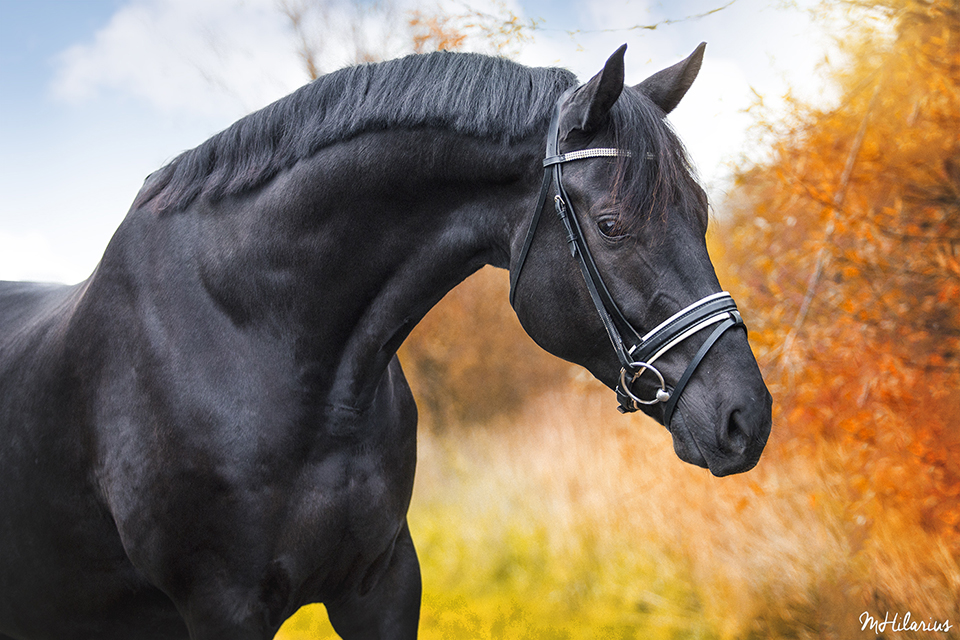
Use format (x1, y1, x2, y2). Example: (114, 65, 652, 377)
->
(509, 91, 746, 426)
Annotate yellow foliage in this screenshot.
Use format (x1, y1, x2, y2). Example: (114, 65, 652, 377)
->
(408, 11, 467, 53)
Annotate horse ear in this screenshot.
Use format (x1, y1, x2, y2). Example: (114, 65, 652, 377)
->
(564, 44, 626, 135)
(635, 42, 706, 114)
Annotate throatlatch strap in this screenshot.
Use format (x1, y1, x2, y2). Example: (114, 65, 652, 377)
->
(509, 91, 566, 309)
(508, 171, 554, 308)
(510, 88, 631, 311)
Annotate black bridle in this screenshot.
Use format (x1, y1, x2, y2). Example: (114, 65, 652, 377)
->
(509, 92, 746, 425)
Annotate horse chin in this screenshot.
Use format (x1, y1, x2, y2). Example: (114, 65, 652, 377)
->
(668, 408, 765, 477)
(665, 411, 710, 471)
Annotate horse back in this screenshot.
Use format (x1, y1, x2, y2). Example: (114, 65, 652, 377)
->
(0, 279, 75, 334)
(0, 280, 90, 392)
(0, 274, 93, 463)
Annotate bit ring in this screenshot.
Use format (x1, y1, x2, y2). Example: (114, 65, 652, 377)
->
(619, 362, 671, 406)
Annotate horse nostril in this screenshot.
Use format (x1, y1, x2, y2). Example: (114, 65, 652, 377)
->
(723, 408, 751, 457)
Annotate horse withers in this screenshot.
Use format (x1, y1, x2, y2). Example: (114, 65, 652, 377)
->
(0, 45, 771, 639)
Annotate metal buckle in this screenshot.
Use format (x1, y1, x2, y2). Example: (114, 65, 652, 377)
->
(618, 362, 671, 409)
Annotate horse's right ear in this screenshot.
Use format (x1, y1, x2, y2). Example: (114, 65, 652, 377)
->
(635, 42, 706, 114)
(562, 44, 627, 136)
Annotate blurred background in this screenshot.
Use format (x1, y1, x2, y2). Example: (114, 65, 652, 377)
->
(2, 0, 958, 637)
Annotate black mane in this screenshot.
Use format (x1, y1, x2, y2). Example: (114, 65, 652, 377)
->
(134, 50, 704, 234)
(135, 51, 577, 213)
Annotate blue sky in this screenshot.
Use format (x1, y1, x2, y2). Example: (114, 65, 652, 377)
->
(1, 1, 119, 105)
(0, 0, 830, 283)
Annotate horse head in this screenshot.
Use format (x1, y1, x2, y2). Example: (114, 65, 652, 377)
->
(510, 44, 772, 476)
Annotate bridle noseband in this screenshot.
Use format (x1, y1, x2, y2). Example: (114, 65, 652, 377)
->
(509, 91, 746, 425)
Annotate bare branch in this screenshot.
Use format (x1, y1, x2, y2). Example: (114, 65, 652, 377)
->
(776, 77, 883, 371)
(538, 0, 739, 37)
(277, 0, 324, 80)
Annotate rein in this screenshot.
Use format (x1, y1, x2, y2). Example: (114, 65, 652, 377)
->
(509, 92, 746, 424)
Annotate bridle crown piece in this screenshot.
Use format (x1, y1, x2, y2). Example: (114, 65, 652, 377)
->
(509, 90, 746, 425)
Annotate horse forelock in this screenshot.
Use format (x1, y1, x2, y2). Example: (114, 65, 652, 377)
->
(133, 52, 578, 214)
(607, 86, 707, 236)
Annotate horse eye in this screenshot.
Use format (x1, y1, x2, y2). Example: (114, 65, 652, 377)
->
(597, 215, 626, 239)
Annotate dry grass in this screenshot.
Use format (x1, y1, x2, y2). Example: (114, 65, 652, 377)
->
(277, 383, 959, 639)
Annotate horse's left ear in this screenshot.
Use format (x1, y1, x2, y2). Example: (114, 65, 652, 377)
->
(564, 44, 626, 135)
(635, 42, 706, 114)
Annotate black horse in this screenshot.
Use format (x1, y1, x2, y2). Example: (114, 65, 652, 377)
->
(0, 45, 771, 639)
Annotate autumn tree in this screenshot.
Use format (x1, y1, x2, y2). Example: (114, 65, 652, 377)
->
(278, 0, 535, 80)
(408, 0, 535, 56)
(721, 0, 960, 549)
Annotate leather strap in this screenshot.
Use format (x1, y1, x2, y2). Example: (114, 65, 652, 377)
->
(508, 94, 565, 309)
(552, 158, 644, 353)
(662, 314, 744, 426)
(508, 89, 749, 426)
(632, 294, 739, 364)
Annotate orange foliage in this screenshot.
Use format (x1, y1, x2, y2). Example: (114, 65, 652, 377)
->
(408, 11, 467, 53)
(399, 267, 577, 428)
(721, 0, 960, 550)
(407, 1, 535, 57)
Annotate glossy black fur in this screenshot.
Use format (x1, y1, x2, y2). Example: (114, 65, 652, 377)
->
(0, 46, 771, 639)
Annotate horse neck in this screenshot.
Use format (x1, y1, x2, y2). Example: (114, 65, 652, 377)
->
(179, 128, 542, 409)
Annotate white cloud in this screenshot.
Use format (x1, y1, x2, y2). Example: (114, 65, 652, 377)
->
(0, 231, 78, 284)
(51, 0, 308, 119)
(27, 0, 837, 288)
(668, 56, 756, 190)
(521, 0, 834, 194)
(582, 0, 656, 31)
(49, 0, 540, 121)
